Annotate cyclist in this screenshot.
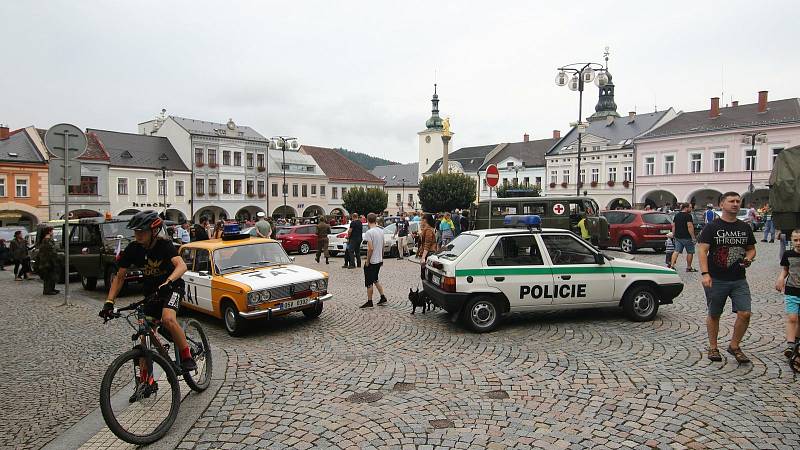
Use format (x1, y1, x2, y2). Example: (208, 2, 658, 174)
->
(99, 210, 196, 373)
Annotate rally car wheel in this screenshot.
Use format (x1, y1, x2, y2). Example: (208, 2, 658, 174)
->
(299, 242, 311, 254)
(620, 236, 636, 254)
(81, 275, 97, 291)
(623, 286, 660, 322)
(462, 296, 500, 333)
(223, 302, 247, 337)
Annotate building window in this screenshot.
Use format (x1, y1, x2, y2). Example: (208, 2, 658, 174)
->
(257, 153, 265, 169)
(332, 187, 338, 199)
(713, 151, 725, 172)
(591, 168, 599, 183)
(257, 180, 265, 196)
(234, 152, 242, 167)
(772, 147, 784, 167)
(745, 148, 757, 171)
(396, 193, 402, 202)
(562, 169, 569, 184)
(645, 156, 655, 176)
(175, 180, 184, 196)
(137, 179, 147, 195)
(408, 193, 413, 204)
(117, 178, 128, 195)
(535, 176, 542, 186)
(208, 179, 217, 195)
(579, 169, 585, 184)
(550, 170, 558, 184)
(341, 187, 347, 197)
(208, 149, 217, 165)
(292, 184, 298, 197)
(223, 151, 231, 166)
(311, 184, 317, 195)
(0, 176, 5, 197)
(246, 152, 254, 168)
(195, 148, 204, 164)
(482, 179, 487, 190)
(302, 184, 308, 197)
(223, 179, 231, 195)
(158, 179, 167, 196)
(234, 180, 242, 194)
(15, 177, 29, 197)
(523, 176, 530, 186)
(68, 176, 99, 195)
(320, 185, 326, 197)
(271, 183, 278, 197)
(663, 155, 675, 175)
(623, 166, 632, 182)
(196, 178, 204, 195)
(607, 167, 617, 182)
(689, 153, 702, 173)
(246, 180, 254, 195)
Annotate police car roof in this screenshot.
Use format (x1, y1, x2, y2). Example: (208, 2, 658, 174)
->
(464, 227, 570, 237)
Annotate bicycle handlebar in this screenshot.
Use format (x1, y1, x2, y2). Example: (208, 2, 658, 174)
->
(102, 293, 161, 323)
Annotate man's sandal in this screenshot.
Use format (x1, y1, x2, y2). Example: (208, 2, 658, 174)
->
(726, 347, 751, 364)
(707, 348, 722, 361)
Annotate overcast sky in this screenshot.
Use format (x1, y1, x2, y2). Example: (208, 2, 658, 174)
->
(2, 1, 797, 163)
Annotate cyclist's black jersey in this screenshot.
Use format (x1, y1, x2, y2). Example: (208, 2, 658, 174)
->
(118, 238, 185, 297)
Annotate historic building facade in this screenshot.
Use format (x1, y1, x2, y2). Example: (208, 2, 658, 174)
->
(0, 126, 49, 229)
(267, 148, 328, 219)
(371, 163, 420, 215)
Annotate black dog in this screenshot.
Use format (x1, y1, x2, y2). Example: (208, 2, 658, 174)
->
(408, 288, 436, 314)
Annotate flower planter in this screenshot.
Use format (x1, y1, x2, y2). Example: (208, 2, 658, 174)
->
(549, 182, 556, 188)
(257, 166, 266, 172)
(209, 192, 217, 197)
(195, 162, 204, 168)
(258, 193, 266, 198)
(560, 182, 568, 188)
(247, 194, 256, 198)
(590, 181, 598, 188)
(623, 180, 630, 188)
(208, 163, 218, 169)
(607, 181, 615, 187)
(578, 182, 584, 188)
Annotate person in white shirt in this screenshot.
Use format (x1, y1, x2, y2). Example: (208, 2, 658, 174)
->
(360, 213, 388, 308)
(177, 222, 191, 244)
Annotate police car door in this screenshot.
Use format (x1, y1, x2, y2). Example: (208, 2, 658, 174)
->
(184, 248, 213, 313)
(540, 233, 615, 305)
(484, 234, 555, 310)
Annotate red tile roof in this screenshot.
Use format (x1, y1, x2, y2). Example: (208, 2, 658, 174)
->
(300, 145, 384, 183)
(80, 131, 111, 161)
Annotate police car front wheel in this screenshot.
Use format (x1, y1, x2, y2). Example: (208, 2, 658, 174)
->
(622, 286, 660, 322)
(462, 296, 501, 333)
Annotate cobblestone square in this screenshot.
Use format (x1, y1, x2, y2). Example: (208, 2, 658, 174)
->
(2, 242, 800, 449)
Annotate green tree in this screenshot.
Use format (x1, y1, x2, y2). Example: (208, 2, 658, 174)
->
(418, 172, 477, 212)
(342, 187, 388, 216)
(495, 180, 541, 198)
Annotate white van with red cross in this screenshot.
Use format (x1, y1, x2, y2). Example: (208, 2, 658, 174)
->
(423, 215, 683, 333)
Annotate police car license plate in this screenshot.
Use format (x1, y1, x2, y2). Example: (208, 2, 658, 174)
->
(431, 274, 441, 286)
(281, 298, 310, 310)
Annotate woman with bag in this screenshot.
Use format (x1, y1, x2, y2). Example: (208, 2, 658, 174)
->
(35, 227, 59, 295)
(10, 230, 32, 281)
(418, 214, 438, 280)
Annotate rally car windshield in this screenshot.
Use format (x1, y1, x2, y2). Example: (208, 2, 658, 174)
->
(214, 242, 292, 273)
(436, 233, 479, 259)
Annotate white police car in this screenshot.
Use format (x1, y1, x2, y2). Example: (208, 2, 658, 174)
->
(422, 215, 683, 333)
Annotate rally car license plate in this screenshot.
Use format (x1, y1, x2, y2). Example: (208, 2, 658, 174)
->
(281, 298, 310, 310)
(431, 274, 441, 286)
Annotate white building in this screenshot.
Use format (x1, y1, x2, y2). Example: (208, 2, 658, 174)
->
(90, 129, 192, 222)
(476, 133, 559, 200)
(267, 148, 329, 218)
(139, 114, 270, 223)
(48, 130, 111, 220)
(371, 163, 420, 215)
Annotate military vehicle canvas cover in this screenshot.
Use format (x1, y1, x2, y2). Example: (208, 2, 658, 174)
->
(769, 144, 800, 230)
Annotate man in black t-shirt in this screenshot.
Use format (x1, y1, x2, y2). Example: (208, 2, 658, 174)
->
(99, 211, 195, 372)
(698, 192, 756, 364)
(343, 213, 363, 269)
(193, 217, 210, 241)
(776, 230, 800, 357)
(670, 203, 697, 271)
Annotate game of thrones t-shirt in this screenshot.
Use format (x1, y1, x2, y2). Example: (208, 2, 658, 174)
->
(780, 249, 800, 297)
(119, 238, 185, 296)
(698, 218, 756, 281)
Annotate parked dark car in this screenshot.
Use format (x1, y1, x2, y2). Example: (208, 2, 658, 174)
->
(601, 209, 673, 253)
(275, 224, 319, 254)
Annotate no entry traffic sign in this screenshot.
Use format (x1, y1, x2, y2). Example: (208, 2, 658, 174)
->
(486, 164, 499, 187)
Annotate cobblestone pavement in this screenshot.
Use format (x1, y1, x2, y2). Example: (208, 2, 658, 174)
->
(5, 241, 800, 449)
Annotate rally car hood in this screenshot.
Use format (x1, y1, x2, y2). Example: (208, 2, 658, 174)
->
(223, 264, 326, 291)
(607, 257, 678, 276)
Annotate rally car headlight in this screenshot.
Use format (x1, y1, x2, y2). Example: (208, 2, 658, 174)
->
(309, 280, 318, 291)
(247, 289, 271, 306)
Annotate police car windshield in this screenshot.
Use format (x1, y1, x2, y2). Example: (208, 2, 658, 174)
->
(436, 233, 479, 259)
(214, 242, 292, 273)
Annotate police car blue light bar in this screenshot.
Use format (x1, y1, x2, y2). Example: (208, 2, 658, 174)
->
(223, 223, 241, 235)
(503, 215, 542, 230)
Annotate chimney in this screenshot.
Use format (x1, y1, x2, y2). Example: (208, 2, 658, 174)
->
(628, 111, 636, 119)
(731, 100, 739, 107)
(552, 129, 561, 139)
(0, 124, 9, 140)
(758, 90, 768, 113)
(523, 133, 529, 142)
(709, 97, 720, 118)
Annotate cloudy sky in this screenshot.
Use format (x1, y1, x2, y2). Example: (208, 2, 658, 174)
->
(2, 1, 796, 163)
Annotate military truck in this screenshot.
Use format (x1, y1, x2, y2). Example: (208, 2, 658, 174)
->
(470, 196, 611, 247)
(769, 144, 800, 233)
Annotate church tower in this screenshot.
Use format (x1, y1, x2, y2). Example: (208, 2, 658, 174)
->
(588, 51, 620, 122)
(417, 84, 448, 178)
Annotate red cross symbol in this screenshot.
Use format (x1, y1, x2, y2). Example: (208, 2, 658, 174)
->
(553, 203, 565, 215)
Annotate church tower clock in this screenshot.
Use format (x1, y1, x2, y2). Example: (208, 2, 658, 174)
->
(417, 84, 450, 178)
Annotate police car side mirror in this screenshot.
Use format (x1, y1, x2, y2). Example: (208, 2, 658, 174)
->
(594, 253, 605, 265)
(289, 256, 295, 263)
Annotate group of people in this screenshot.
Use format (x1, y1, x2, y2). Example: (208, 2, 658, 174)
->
(0, 228, 62, 295)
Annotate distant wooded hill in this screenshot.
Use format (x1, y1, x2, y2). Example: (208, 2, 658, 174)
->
(332, 147, 399, 170)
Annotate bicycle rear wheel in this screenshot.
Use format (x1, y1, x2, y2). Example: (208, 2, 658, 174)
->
(182, 319, 213, 392)
(99, 348, 181, 445)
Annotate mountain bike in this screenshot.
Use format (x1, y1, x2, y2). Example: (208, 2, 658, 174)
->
(791, 339, 800, 376)
(99, 294, 213, 445)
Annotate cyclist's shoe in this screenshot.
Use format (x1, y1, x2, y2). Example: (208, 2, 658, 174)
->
(181, 357, 198, 372)
(129, 381, 158, 403)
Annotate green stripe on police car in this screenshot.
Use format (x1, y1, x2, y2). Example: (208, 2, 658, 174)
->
(455, 267, 675, 277)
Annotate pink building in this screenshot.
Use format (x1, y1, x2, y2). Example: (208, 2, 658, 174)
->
(634, 91, 800, 209)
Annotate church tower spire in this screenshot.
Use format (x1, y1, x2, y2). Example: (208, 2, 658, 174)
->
(588, 48, 620, 122)
(425, 83, 444, 130)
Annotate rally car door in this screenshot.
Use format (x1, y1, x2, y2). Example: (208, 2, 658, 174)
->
(540, 233, 615, 305)
(484, 234, 555, 310)
(184, 248, 214, 313)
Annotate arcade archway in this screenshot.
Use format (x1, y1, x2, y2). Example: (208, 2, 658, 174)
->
(641, 190, 677, 210)
(194, 206, 229, 224)
(236, 205, 265, 222)
(60, 209, 102, 219)
(741, 189, 770, 208)
(607, 198, 631, 210)
(165, 208, 186, 223)
(272, 205, 297, 219)
(118, 208, 140, 216)
(303, 205, 325, 217)
(687, 189, 723, 209)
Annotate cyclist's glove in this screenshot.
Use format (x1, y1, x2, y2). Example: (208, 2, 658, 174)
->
(99, 301, 115, 319)
(157, 280, 174, 299)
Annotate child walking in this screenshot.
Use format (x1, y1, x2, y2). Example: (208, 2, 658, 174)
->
(776, 229, 800, 358)
(665, 232, 675, 268)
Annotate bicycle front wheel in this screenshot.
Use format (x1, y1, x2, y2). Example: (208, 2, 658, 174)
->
(99, 348, 181, 445)
(182, 319, 213, 392)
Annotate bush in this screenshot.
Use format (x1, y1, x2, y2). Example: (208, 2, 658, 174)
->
(418, 172, 476, 212)
(342, 187, 388, 216)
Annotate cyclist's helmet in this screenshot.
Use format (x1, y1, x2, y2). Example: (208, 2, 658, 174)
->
(127, 210, 163, 231)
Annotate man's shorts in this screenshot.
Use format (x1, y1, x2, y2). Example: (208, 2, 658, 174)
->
(364, 262, 383, 287)
(704, 278, 752, 316)
(786, 295, 800, 314)
(674, 238, 695, 254)
(143, 289, 184, 319)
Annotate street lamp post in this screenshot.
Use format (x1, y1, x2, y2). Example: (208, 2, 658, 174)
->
(400, 178, 407, 215)
(741, 131, 766, 195)
(269, 136, 299, 219)
(555, 60, 610, 197)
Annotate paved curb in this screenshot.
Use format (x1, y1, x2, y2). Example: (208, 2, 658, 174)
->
(42, 346, 228, 450)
